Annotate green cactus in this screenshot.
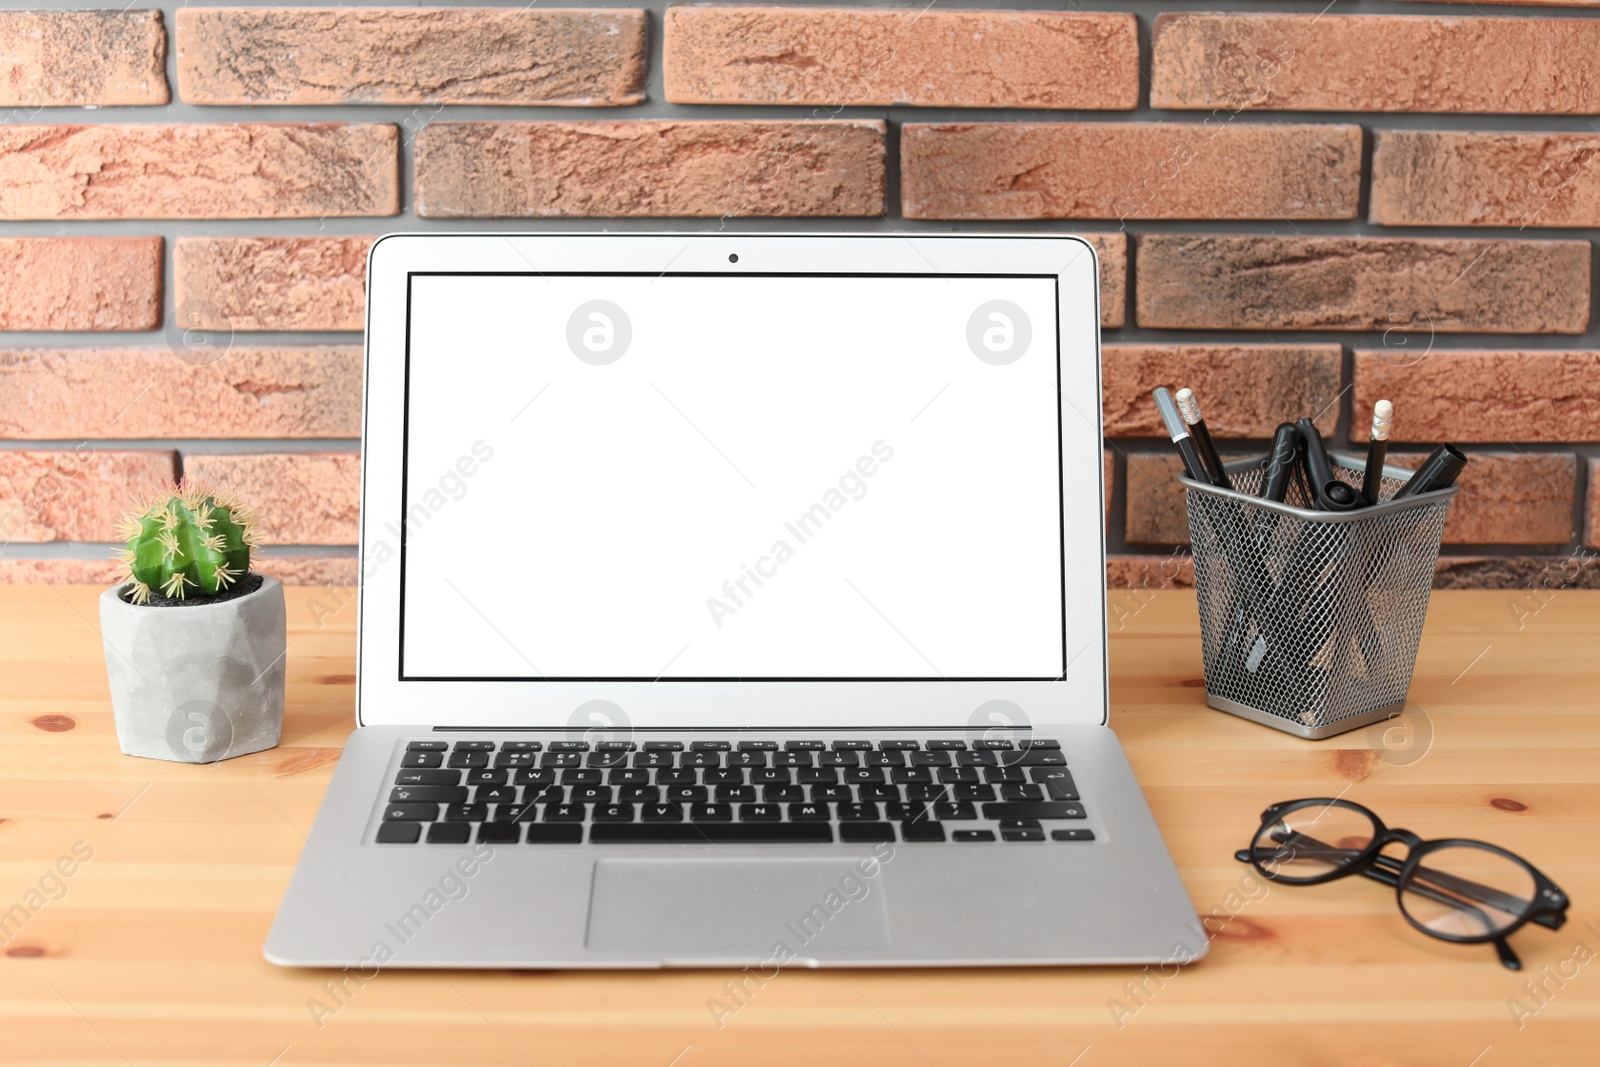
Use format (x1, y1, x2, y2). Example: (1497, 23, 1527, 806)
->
(114, 482, 260, 604)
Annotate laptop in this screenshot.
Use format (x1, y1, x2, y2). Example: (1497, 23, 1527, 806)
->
(264, 232, 1204, 968)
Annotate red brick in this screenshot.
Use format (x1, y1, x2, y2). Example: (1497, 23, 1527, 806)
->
(0, 558, 126, 585)
(175, 237, 372, 332)
(1107, 554, 1195, 591)
(902, 123, 1361, 221)
(0, 238, 161, 331)
(1391, 451, 1574, 545)
(664, 7, 1138, 110)
(1124, 452, 1196, 545)
(183, 453, 360, 545)
(1353, 350, 1600, 444)
(1588, 459, 1600, 549)
(1433, 554, 1600, 591)
(1151, 14, 1600, 114)
(1371, 131, 1600, 228)
(1103, 345, 1341, 438)
(1087, 233, 1126, 329)
(1104, 449, 1113, 532)
(254, 554, 358, 588)
(0, 347, 361, 440)
(0, 125, 399, 220)
(414, 121, 886, 218)
(1135, 235, 1590, 334)
(0, 10, 167, 106)
(176, 8, 646, 106)
(0, 450, 177, 542)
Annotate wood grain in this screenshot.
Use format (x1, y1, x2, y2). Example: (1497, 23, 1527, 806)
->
(2, 586, 1596, 1065)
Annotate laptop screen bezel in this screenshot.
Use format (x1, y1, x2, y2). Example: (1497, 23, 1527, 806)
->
(356, 233, 1108, 730)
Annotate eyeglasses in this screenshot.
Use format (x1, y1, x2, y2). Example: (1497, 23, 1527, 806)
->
(1235, 798, 1568, 970)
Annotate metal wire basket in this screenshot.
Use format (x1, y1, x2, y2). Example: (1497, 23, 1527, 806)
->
(1181, 452, 1457, 739)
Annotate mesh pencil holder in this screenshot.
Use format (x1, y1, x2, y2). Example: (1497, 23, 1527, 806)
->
(1180, 453, 1458, 740)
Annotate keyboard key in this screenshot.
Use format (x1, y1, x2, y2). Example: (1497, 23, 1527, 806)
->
(389, 785, 467, 804)
(594, 804, 635, 822)
(611, 768, 651, 786)
(954, 784, 996, 802)
(727, 751, 766, 768)
(926, 740, 967, 750)
(502, 741, 543, 752)
(773, 751, 813, 768)
(691, 740, 731, 751)
(737, 741, 778, 751)
(443, 803, 487, 822)
(426, 823, 471, 844)
(937, 768, 979, 784)
(691, 803, 733, 822)
(448, 749, 490, 769)
(656, 769, 696, 786)
(974, 739, 1014, 750)
(844, 768, 885, 784)
(859, 784, 899, 802)
(750, 768, 789, 785)
(590, 824, 832, 844)
(465, 769, 508, 787)
(831, 740, 873, 750)
(643, 741, 684, 751)
(812, 785, 851, 802)
(597, 741, 636, 752)
(454, 741, 496, 752)
(406, 740, 448, 751)
(586, 751, 628, 768)
(784, 740, 825, 751)
(798, 768, 838, 785)
(634, 751, 674, 768)
(862, 751, 904, 768)
(1017, 751, 1067, 766)
(984, 766, 1026, 784)
(954, 829, 996, 842)
(543, 803, 586, 821)
(982, 802, 1086, 820)
(957, 751, 1000, 767)
(1023, 739, 1062, 750)
(906, 784, 948, 802)
(563, 769, 603, 785)
(619, 786, 659, 804)
(879, 740, 920, 750)
(1000, 819, 1041, 831)
(837, 802, 879, 821)
(540, 752, 582, 768)
(1000, 785, 1044, 802)
(643, 803, 683, 821)
(788, 802, 830, 821)
(1052, 829, 1095, 842)
(740, 804, 781, 821)
(818, 751, 858, 768)
(934, 801, 977, 820)
(495, 751, 538, 768)
(376, 822, 422, 843)
(715, 785, 756, 803)
(549, 741, 589, 752)
(477, 823, 521, 844)
(571, 786, 611, 804)
(492, 804, 532, 822)
(1032, 768, 1080, 800)
(477, 785, 518, 803)
(764, 785, 804, 802)
(705, 768, 744, 786)
(395, 768, 458, 785)
(891, 767, 933, 785)
(683, 751, 721, 768)
(1002, 828, 1045, 842)
(839, 822, 895, 843)
(384, 803, 438, 821)
(902, 820, 946, 842)
(528, 786, 563, 803)
(525, 825, 583, 843)
(911, 751, 952, 767)
(401, 752, 443, 769)
(667, 786, 708, 804)
(513, 768, 556, 786)
(884, 802, 926, 822)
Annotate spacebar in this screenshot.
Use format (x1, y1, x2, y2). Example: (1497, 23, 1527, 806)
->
(590, 823, 834, 844)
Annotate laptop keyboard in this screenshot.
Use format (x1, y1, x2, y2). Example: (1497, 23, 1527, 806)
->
(375, 738, 1092, 846)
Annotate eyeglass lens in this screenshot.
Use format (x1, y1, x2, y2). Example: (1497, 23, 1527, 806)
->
(1250, 802, 1377, 882)
(1400, 845, 1536, 939)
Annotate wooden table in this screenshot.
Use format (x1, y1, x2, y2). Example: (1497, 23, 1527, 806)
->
(2, 585, 1596, 1066)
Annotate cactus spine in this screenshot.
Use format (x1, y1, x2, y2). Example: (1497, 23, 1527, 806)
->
(115, 483, 260, 604)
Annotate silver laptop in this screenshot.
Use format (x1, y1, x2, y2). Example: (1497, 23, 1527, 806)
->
(265, 232, 1204, 968)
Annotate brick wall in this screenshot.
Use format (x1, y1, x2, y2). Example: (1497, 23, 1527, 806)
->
(1, 2, 1597, 593)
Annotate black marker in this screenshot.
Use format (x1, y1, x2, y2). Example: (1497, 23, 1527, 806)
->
(1392, 443, 1468, 499)
(1261, 422, 1301, 503)
(1297, 418, 1363, 511)
(1361, 399, 1393, 504)
(1153, 387, 1209, 484)
(1175, 387, 1232, 490)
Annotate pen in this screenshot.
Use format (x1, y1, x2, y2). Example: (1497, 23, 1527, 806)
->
(1361, 399, 1393, 504)
(1392, 443, 1468, 499)
(1297, 418, 1363, 512)
(1153, 387, 1209, 484)
(1261, 422, 1301, 504)
(1175, 388, 1232, 490)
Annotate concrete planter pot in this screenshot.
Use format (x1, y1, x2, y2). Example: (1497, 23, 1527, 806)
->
(99, 575, 286, 763)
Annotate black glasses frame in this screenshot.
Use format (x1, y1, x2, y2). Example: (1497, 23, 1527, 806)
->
(1235, 797, 1569, 971)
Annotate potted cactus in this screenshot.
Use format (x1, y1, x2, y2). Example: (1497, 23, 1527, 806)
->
(98, 482, 286, 763)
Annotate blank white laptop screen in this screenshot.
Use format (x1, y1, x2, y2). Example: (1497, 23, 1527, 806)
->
(400, 272, 1064, 681)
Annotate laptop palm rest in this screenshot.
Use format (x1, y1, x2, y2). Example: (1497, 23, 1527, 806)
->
(586, 858, 891, 954)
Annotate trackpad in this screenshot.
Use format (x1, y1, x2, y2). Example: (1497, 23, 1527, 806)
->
(586, 858, 891, 954)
